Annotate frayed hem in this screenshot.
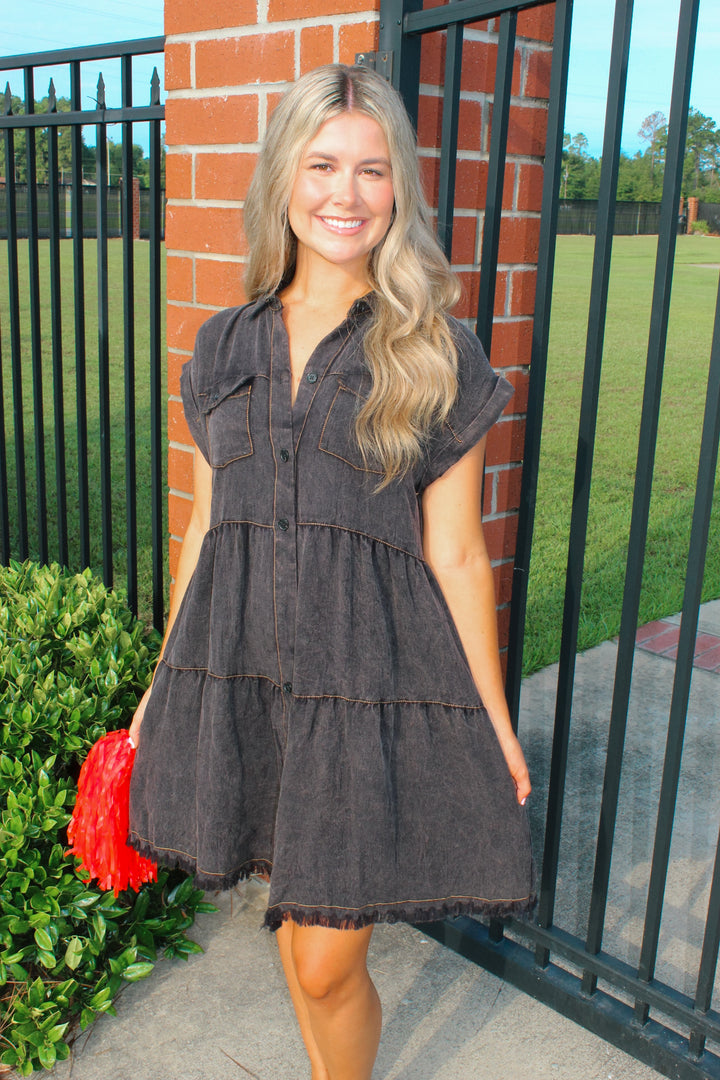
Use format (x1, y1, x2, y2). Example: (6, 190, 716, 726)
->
(263, 894, 537, 933)
(127, 834, 272, 892)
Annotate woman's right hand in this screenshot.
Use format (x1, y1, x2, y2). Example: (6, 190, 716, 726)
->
(129, 685, 153, 748)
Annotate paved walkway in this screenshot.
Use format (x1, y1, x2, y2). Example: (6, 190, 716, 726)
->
(636, 613, 720, 672)
(49, 603, 720, 1080)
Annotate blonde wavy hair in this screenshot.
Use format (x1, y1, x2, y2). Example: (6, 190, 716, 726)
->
(244, 64, 461, 485)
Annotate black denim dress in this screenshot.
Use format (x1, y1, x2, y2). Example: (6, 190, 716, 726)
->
(128, 295, 535, 930)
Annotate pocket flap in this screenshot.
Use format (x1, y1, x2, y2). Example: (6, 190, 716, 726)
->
(197, 374, 255, 416)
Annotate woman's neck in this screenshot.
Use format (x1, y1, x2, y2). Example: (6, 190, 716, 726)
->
(282, 253, 371, 311)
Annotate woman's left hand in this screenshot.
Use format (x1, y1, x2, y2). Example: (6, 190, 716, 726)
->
(497, 731, 531, 806)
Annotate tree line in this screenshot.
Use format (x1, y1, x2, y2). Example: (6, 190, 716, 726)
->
(0, 93, 165, 189)
(562, 107, 720, 203)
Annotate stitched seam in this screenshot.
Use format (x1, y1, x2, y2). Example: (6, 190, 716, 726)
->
(269, 314, 285, 704)
(297, 521, 422, 561)
(153, 661, 483, 707)
(130, 835, 273, 878)
(294, 327, 354, 452)
(207, 520, 274, 531)
(267, 892, 534, 912)
(159, 662, 283, 686)
(319, 446, 384, 475)
(207, 385, 254, 466)
(292, 692, 484, 709)
(420, 378, 510, 486)
(318, 384, 383, 474)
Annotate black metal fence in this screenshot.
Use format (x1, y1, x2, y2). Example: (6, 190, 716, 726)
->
(374, 0, 720, 1076)
(0, 38, 166, 629)
(0, 182, 166, 240)
(699, 201, 720, 234)
(558, 198, 720, 236)
(558, 197, 665, 235)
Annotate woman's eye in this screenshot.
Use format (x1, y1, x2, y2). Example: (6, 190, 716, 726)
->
(310, 162, 332, 172)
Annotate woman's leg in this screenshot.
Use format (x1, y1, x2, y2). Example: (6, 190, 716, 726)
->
(289, 919, 381, 1080)
(276, 919, 331, 1080)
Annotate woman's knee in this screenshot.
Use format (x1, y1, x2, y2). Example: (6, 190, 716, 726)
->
(291, 924, 372, 1003)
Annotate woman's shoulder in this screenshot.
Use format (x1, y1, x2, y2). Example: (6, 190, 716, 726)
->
(194, 297, 269, 351)
(187, 297, 272, 392)
(442, 314, 490, 364)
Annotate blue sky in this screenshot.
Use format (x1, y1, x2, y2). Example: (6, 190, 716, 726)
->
(1, 0, 719, 158)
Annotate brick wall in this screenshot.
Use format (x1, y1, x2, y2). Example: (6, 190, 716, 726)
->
(163, 0, 554, 652)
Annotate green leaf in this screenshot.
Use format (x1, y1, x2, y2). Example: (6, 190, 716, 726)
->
(64, 936, 84, 970)
(171, 939, 204, 956)
(33, 926, 53, 952)
(37, 1042, 57, 1069)
(46, 1022, 69, 1044)
(91, 912, 107, 947)
(121, 961, 155, 982)
(166, 876, 195, 906)
(36, 948, 57, 969)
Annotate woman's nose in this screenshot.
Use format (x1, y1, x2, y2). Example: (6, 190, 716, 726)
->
(331, 169, 360, 205)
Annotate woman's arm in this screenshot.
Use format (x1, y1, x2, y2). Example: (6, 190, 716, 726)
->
(421, 436, 531, 805)
(129, 443, 213, 745)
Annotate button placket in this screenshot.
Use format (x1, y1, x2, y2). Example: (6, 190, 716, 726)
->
(270, 310, 299, 706)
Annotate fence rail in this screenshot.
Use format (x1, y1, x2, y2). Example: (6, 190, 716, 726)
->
(0, 38, 166, 628)
(0, 182, 166, 240)
(558, 198, 720, 235)
(558, 198, 664, 235)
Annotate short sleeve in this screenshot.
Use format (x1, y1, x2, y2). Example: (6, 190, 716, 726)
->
(180, 351, 211, 464)
(418, 322, 514, 490)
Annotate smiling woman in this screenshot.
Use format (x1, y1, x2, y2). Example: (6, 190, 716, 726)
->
(126, 63, 534, 1080)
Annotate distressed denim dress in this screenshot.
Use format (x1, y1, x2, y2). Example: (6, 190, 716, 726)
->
(128, 295, 535, 930)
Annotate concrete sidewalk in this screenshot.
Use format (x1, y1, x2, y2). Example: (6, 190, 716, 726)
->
(50, 604, 720, 1080)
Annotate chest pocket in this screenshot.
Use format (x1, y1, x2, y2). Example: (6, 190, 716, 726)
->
(201, 378, 254, 468)
(318, 382, 383, 475)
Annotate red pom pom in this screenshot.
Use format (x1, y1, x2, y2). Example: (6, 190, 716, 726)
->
(67, 729, 157, 896)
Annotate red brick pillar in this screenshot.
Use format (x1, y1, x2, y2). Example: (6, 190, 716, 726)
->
(163, 0, 380, 580)
(687, 196, 699, 227)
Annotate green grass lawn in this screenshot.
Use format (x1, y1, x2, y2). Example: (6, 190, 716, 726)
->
(523, 234, 720, 673)
(0, 238, 168, 626)
(1, 234, 718, 666)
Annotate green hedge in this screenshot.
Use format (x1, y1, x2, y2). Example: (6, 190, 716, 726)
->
(0, 561, 214, 1075)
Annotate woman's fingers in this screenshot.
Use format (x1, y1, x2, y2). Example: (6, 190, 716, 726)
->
(128, 686, 152, 748)
(514, 767, 532, 806)
(499, 734, 532, 806)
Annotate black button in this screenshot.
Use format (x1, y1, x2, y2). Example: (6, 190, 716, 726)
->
(283, 682, 292, 693)
(306, 372, 318, 384)
(280, 448, 290, 462)
(277, 518, 289, 531)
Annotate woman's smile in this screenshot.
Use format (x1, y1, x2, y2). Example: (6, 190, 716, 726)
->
(318, 216, 367, 232)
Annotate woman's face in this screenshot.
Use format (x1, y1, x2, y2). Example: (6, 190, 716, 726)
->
(287, 111, 395, 281)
